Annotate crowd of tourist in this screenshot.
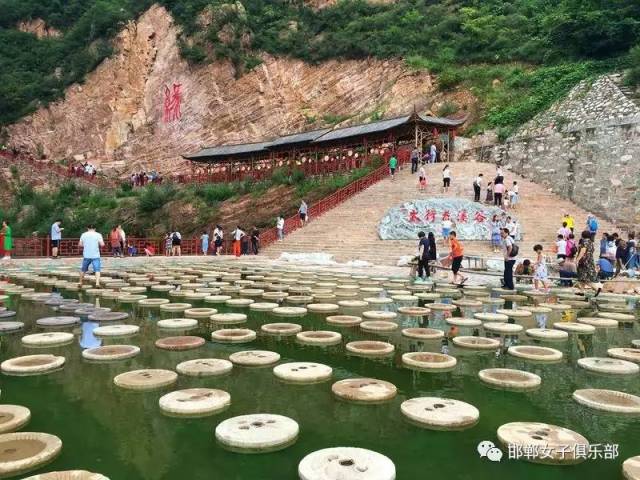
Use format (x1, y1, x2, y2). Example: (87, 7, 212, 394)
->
(130, 171, 163, 187)
(69, 162, 98, 178)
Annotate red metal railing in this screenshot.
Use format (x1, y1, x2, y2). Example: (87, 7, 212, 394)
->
(0, 151, 114, 188)
(8, 148, 409, 257)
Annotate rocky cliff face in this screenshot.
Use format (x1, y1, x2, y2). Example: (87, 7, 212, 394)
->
(17, 19, 61, 38)
(7, 4, 450, 177)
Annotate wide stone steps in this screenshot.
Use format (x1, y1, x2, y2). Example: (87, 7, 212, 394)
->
(263, 161, 616, 265)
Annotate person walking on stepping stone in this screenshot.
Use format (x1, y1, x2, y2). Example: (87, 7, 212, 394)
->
(501, 228, 517, 290)
(447, 231, 467, 285)
(78, 224, 105, 288)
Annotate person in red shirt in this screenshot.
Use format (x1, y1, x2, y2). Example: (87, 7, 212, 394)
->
(447, 231, 468, 285)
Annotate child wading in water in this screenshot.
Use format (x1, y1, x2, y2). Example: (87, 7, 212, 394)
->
(533, 244, 550, 291)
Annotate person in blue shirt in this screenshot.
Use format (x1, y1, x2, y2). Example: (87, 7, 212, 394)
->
(50, 220, 64, 259)
(201, 231, 209, 255)
(597, 257, 614, 280)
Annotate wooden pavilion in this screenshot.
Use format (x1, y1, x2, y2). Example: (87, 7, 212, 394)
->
(182, 112, 465, 183)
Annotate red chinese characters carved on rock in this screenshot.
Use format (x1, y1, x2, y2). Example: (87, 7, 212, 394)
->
(474, 211, 488, 223)
(163, 83, 182, 122)
(424, 209, 436, 223)
(457, 209, 468, 223)
(408, 209, 420, 223)
(442, 210, 451, 221)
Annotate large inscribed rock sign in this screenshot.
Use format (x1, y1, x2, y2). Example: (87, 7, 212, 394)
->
(378, 198, 518, 240)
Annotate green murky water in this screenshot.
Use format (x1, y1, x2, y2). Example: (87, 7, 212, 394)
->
(0, 277, 639, 479)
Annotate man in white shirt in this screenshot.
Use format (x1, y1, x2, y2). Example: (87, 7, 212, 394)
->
(50, 220, 63, 259)
(232, 225, 245, 257)
(556, 234, 567, 260)
(277, 216, 285, 240)
(501, 228, 516, 290)
(78, 224, 105, 288)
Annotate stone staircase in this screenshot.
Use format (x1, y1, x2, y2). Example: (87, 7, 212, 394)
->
(262, 161, 618, 265)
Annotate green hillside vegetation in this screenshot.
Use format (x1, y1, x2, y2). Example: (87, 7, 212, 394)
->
(1, 0, 639, 135)
(0, 163, 377, 237)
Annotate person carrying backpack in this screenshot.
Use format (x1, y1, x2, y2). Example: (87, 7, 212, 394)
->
(565, 233, 577, 258)
(171, 230, 182, 256)
(587, 214, 598, 234)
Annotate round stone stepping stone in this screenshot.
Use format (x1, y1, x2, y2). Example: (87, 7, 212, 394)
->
(578, 317, 618, 328)
(484, 322, 523, 334)
(632, 340, 640, 349)
(306, 303, 340, 313)
(229, 350, 280, 367)
(497, 422, 589, 465)
(113, 369, 177, 390)
(159, 303, 192, 313)
(297, 331, 342, 346)
(346, 341, 394, 357)
(210, 313, 248, 325)
(402, 397, 479, 431)
(176, 358, 232, 377)
(360, 321, 398, 333)
(508, 345, 562, 362)
(118, 294, 147, 304)
(428, 303, 457, 312)
(82, 345, 140, 361)
(362, 311, 397, 321)
(215, 414, 299, 453)
(496, 309, 532, 319)
(474, 312, 509, 323)
(0, 322, 24, 333)
(363, 297, 393, 305)
(157, 318, 198, 330)
(452, 336, 500, 350)
(598, 311, 635, 323)
(272, 307, 307, 317)
(22, 332, 74, 347)
(526, 328, 569, 341)
(25, 470, 107, 479)
(74, 307, 111, 317)
(155, 336, 205, 351)
(623, 456, 640, 480)
(1, 355, 65, 376)
(87, 312, 129, 322)
(205, 295, 233, 304)
(138, 298, 170, 308)
(397, 306, 430, 316)
(608, 348, 640, 363)
(402, 328, 444, 340)
(36, 316, 79, 328)
(261, 323, 301, 335)
(249, 302, 279, 312)
(573, 388, 640, 414)
(184, 308, 217, 319)
(93, 324, 139, 337)
(0, 405, 31, 433)
(337, 300, 369, 308)
(211, 329, 256, 343)
(553, 322, 595, 334)
(578, 357, 639, 375)
(159, 388, 230, 417)
(298, 447, 395, 480)
(391, 295, 418, 303)
(326, 315, 362, 327)
(0, 432, 62, 478)
(446, 317, 482, 327)
(225, 298, 254, 307)
(0, 311, 16, 319)
(332, 378, 397, 404)
(273, 362, 332, 384)
(402, 352, 456, 371)
(479, 368, 541, 391)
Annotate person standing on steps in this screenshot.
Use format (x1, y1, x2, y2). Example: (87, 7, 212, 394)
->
(251, 227, 260, 255)
(442, 164, 451, 193)
(447, 231, 467, 285)
(276, 215, 285, 241)
(586, 214, 598, 235)
(410, 147, 419, 174)
(117, 224, 126, 256)
(50, 220, 63, 259)
(78, 224, 105, 288)
(485, 181, 494, 204)
(299, 200, 308, 227)
(501, 228, 517, 290)
(493, 181, 504, 207)
(509, 181, 519, 209)
(473, 173, 483, 202)
(430, 143, 437, 164)
(418, 165, 427, 191)
(171, 230, 182, 256)
(563, 213, 575, 234)
(389, 154, 398, 180)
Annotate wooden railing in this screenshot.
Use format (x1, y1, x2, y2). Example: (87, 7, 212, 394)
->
(7, 148, 409, 257)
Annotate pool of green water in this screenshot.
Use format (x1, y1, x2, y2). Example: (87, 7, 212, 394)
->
(1, 286, 639, 479)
